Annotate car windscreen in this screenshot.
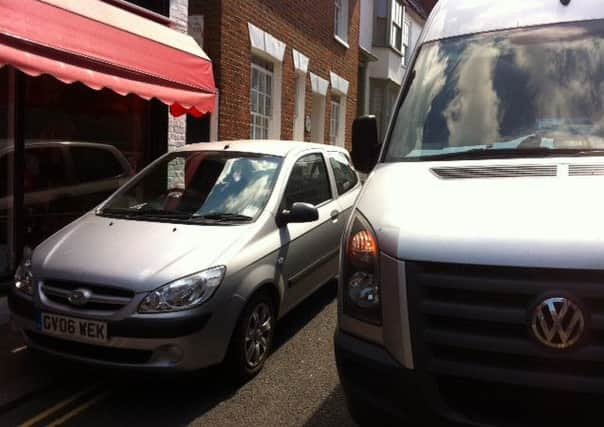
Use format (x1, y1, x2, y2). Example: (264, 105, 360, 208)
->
(100, 151, 282, 223)
(385, 20, 604, 162)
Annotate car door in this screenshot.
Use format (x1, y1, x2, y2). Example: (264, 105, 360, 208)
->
(23, 145, 71, 249)
(279, 151, 341, 313)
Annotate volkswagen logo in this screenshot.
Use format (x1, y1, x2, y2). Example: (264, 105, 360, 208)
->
(68, 288, 92, 307)
(531, 296, 585, 349)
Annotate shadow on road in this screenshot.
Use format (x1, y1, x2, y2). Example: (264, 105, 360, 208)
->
(302, 384, 356, 427)
(31, 280, 340, 427)
(272, 279, 337, 351)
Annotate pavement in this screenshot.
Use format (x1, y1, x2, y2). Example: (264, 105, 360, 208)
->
(0, 282, 361, 426)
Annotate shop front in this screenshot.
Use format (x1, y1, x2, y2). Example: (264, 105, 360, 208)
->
(0, 0, 216, 283)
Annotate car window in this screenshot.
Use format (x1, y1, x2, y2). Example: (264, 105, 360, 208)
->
(328, 151, 358, 195)
(24, 147, 69, 192)
(70, 146, 124, 183)
(101, 151, 281, 222)
(283, 153, 332, 208)
(0, 153, 10, 198)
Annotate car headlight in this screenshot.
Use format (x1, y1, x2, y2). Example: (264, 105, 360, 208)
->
(14, 247, 34, 297)
(138, 266, 226, 313)
(342, 211, 381, 325)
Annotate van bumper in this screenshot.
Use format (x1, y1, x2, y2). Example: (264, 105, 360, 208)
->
(334, 330, 469, 427)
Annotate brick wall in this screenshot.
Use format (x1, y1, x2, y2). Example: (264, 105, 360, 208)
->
(168, 0, 189, 151)
(190, 0, 360, 149)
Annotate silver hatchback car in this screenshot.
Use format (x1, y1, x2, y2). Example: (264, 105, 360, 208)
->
(9, 140, 360, 378)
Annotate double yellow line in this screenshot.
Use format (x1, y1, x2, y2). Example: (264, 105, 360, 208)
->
(18, 386, 109, 427)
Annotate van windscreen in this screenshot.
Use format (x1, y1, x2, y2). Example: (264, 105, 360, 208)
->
(385, 20, 604, 161)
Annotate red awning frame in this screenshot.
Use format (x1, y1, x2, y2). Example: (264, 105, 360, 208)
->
(0, 0, 216, 117)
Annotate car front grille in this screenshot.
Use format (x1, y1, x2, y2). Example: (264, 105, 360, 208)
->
(406, 261, 604, 424)
(41, 279, 134, 312)
(27, 331, 152, 364)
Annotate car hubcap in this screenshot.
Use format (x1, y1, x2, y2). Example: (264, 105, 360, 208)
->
(244, 302, 272, 368)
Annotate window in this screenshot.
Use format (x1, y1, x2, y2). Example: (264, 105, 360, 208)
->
(293, 74, 306, 140)
(334, 0, 349, 44)
(0, 152, 11, 198)
(370, 80, 400, 141)
(250, 58, 274, 139)
(311, 94, 326, 143)
(24, 147, 69, 192)
(330, 97, 341, 145)
(103, 151, 282, 221)
(71, 147, 125, 183)
(283, 153, 331, 208)
(390, 0, 404, 52)
(402, 15, 411, 65)
(329, 152, 358, 195)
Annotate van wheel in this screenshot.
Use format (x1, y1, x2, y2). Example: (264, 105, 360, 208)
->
(226, 292, 275, 382)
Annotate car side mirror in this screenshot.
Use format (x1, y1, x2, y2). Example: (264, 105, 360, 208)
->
(351, 115, 380, 174)
(277, 202, 319, 227)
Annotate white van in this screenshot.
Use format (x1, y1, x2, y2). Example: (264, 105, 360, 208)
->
(335, 0, 604, 425)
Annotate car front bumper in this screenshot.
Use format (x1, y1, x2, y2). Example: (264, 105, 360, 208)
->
(9, 291, 245, 372)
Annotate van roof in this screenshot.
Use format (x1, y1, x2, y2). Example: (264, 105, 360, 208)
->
(423, 0, 604, 43)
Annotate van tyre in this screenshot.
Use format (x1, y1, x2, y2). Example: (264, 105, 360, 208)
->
(226, 292, 275, 382)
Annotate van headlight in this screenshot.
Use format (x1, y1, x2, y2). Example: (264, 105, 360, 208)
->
(342, 211, 381, 325)
(138, 266, 226, 313)
(14, 247, 34, 297)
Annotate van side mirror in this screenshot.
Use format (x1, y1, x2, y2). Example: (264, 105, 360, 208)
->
(277, 202, 319, 227)
(351, 115, 380, 174)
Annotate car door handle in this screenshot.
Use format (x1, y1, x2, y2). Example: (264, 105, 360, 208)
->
(330, 210, 340, 221)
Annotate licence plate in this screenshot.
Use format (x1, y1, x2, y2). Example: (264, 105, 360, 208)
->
(37, 313, 108, 344)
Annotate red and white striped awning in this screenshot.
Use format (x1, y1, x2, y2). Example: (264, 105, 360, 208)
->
(0, 0, 216, 117)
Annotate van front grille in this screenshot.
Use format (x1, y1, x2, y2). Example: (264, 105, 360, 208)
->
(406, 262, 604, 391)
(569, 164, 604, 176)
(431, 165, 557, 179)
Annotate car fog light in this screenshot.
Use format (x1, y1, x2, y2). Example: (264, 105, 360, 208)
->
(14, 247, 34, 297)
(348, 271, 380, 308)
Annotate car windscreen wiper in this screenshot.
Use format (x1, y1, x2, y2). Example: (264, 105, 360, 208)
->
(99, 207, 191, 219)
(191, 212, 253, 222)
(408, 147, 604, 161)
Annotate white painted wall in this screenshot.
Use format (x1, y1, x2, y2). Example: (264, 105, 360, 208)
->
(409, 14, 423, 62)
(368, 48, 405, 85)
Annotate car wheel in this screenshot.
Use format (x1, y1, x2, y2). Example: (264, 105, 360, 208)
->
(226, 292, 275, 381)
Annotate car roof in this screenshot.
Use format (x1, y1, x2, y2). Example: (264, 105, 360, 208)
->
(0, 140, 124, 155)
(423, 0, 604, 43)
(176, 140, 349, 158)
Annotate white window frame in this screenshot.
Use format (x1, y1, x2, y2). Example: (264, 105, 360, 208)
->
(330, 97, 341, 145)
(293, 74, 306, 140)
(292, 49, 309, 141)
(334, 0, 349, 47)
(310, 72, 329, 144)
(250, 58, 274, 140)
(311, 94, 327, 144)
(390, 0, 404, 53)
(248, 23, 285, 139)
(329, 96, 346, 147)
(402, 13, 411, 66)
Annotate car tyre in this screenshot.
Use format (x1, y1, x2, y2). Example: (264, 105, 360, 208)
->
(226, 291, 275, 382)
